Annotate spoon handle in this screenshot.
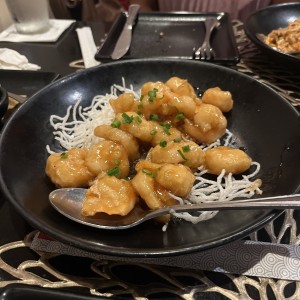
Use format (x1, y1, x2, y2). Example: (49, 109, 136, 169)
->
(144, 194, 300, 221)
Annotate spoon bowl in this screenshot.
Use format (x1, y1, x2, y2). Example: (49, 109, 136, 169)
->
(49, 188, 300, 230)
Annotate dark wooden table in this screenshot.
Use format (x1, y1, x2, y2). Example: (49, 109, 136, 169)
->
(0, 19, 300, 300)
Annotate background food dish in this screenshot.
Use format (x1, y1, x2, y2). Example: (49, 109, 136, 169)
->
(0, 59, 299, 257)
(244, 2, 300, 69)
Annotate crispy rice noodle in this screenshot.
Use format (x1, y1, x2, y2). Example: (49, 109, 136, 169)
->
(47, 79, 262, 228)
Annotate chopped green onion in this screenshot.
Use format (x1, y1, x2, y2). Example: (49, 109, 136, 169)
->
(148, 88, 158, 102)
(160, 140, 167, 147)
(149, 114, 159, 121)
(173, 138, 181, 143)
(60, 152, 68, 159)
(182, 145, 190, 152)
(106, 166, 121, 177)
(150, 129, 157, 136)
(177, 149, 188, 161)
(161, 122, 171, 135)
(137, 104, 143, 115)
(176, 112, 185, 120)
(140, 95, 144, 101)
(122, 113, 134, 124)
(111, 118, 121, 128)
(134, 116, 142, 123)
(142, 168, 156, 178)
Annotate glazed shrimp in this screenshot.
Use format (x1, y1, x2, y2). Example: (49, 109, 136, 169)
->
(81, 175, 138, 216)
(94, 124, 140, 161)
(85, 140, 129, 178)
(131, 170, 176, 210)
(46, 148, 94, 188)
(202, 87, 233, 112)
(139, 81, 171, 118)
(116, 112, 154, 143)
(165, 76, 199, 101)
(204, 146, 252, 175)
(155, 164, 195, 197)
(109, 93, 139, 114)
(150, 140, 205, 169)
(183, 103, 227, 144)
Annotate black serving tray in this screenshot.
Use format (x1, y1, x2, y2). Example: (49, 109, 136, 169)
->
(0, 70, 60, 97)
(95, 12, 240, 64)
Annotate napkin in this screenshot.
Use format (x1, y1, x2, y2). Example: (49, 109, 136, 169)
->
(76, 27, 100, 69)
(0, 48, 40, 70)
(0, 19, 75, 43)
(31, 231, 300, 281)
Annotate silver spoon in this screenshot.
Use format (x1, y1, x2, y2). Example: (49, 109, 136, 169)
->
(49, 188, 300, 230)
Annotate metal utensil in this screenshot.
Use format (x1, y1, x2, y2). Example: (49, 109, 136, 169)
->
(49, 188, 300, 230)
(194, 18, 219, 60)
(8, 91, 27, 104)
(111, 4, 140, 60)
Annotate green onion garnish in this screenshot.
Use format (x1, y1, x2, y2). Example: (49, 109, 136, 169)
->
(176, 112, 185, 120)
(106, 166, 121, 177)
(177, 149, 188, 161)
(182, 145, 190, 152)
(111, 118, 121, 128)
(161, 122, 171, 135)
(122, 113, 134, 124)
(149, 114, 159, 121)
(148, 88, 158, 102)
(150, 129, 157, 136)
(60, 152, 68, 159)
(173, 138, 181, 143)
(142, 168, 156, 178)
(160, 140, 167, 147)
(135, 116, 142, 123)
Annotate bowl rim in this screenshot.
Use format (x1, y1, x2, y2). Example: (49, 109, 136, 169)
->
(0, 85, 8, 119)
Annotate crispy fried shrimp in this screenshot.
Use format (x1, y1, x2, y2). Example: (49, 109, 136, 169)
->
(183, 103, 227, 144)
(94, 124, 140, 161)
(81, 175, 138, 216)
(204, 146, 252, 175)
(155, 164, 195, 197)
(202, 87, 233, 112)
(163, 90, 197, 119)
(109, 93, 138, 114)
(85, 140, 129, 178)
(150, 121, 182, 146)
(46, 148, 94, 188)
(116, 112, 154, 143)
(165, 76, 199, 100)
(131, 170, 176, 210)
(150, 140, 205, 169)
(116, 112, 182, 146)
(140, 81, 171, 118)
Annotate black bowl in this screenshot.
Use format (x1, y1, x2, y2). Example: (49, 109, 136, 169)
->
(244, 3, 300, 70)
(0, 59, 299, 257)
(0, 86, 8, 119)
